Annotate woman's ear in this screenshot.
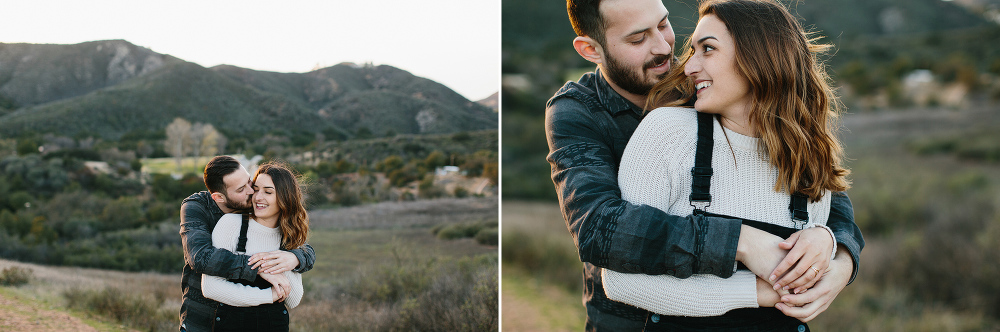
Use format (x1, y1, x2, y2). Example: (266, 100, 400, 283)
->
(573, 36, 605, 64)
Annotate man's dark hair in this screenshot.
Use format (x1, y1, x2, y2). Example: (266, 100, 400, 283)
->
(568, 0, 607, 46)
(204, 155, 242, 194)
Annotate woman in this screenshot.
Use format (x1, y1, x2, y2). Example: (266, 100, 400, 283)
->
(602, 0, 850, 329)
(202, 162, 310, 331)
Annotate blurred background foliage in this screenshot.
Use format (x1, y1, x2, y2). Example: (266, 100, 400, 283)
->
(502, 0, 1000, 330)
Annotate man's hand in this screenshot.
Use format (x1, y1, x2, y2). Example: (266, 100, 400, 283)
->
(249, 250, 299, 274)
(737, 225, 787, 281)
(258, 271, 291, 303)
(770, 227, 835, 294)
(775, 247, 852, 322)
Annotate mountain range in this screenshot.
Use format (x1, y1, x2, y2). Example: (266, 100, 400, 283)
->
(0, 40, 497, 140)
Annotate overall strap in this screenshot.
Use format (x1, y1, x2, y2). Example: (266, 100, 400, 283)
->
(236, 213, 250, 254)
(689, 112, 714, 212)
(789, 193, 809, 229)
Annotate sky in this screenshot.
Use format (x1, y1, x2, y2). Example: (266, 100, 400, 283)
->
(0, 0, 500, 101)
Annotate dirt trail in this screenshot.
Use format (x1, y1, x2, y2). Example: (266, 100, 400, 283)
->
(0, 292, 98, 332)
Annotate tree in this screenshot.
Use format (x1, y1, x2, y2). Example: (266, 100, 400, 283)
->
(191, 123, 226, 170)
(164, 118, 192, 171)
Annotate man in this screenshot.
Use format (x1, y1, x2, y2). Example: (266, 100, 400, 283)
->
(545, 0, 864, 329)
(178, 155, 316, 331)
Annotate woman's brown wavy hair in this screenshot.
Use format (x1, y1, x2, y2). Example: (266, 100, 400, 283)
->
(253, 162, 309, 249)
(647, 0, 850, 201)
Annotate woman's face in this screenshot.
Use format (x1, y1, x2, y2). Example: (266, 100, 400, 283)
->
(684, 14, 751, 118)
(252, 173, 280, 221)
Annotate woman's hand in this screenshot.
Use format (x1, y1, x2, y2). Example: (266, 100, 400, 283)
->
(259, 271, 291, 302)
(756, 277, 789, 307)
(769, 227, 835, 294)
(270, 285, 285, 303)
(775, 247, 852, 322)
(249, 250, 299, 274)
(736, 225, 788, 281)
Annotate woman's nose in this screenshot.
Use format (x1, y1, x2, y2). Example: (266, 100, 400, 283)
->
(684, 56, 700, 77)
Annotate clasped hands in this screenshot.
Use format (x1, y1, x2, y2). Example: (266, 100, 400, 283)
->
(249, 250, 298, 303)
(738, 225, 846, 322)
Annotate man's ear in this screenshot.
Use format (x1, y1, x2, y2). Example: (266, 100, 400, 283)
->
(211, 192, 226, 204)
(573, 36, 605, 65)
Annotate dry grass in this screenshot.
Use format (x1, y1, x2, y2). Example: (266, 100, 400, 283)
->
(1, 198, 499, 331)
(0, 258, 177, 331)
(309, 197, 498, 230)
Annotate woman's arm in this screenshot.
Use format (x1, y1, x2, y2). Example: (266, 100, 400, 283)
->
(202, 274, 274, 307)
(283, 271, 303, 309)
(603, 269, 759, 316)
(603, 225, 793, 316)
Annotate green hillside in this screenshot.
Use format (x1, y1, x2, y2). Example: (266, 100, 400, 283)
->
(0, 40, 170, 108)
(0, 60, 337, 141)
(213, 63, 498, 136)
(0, 40, 497, 141)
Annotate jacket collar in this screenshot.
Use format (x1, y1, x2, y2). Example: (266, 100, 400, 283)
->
(184, 191, 226, 218)
(594, 68, 645, 118)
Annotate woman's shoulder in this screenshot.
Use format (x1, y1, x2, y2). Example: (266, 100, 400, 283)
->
(644, 107, 698, 126)
(630, 107, 699, 144)
(214, 213, 243, 233)
(622, 107, 699, 170)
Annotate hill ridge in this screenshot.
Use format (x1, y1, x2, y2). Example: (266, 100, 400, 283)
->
(0, 40, 497, 140)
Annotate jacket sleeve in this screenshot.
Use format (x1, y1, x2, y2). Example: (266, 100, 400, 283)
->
(826, 192, 864, 284)
(545, 98, 742, 278)
(179, 201, 258, 282)
(287, 244, 315, 273)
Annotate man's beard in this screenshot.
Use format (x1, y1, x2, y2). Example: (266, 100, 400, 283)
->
(604, 52, 671, 97)
(223, 194, 252, 211)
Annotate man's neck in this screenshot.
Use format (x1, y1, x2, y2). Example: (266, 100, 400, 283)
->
(216, 201, 234, 214)
(600, 70, 650, 110)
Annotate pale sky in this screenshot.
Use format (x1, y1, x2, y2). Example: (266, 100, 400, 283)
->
(0, 0, 500, 101)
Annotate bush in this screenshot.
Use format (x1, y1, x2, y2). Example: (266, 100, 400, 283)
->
(454, 186, 470, 198)
(324, 253, 498, 331)
(435, 220, 498, 241)
(437, 223, 474, 240)
(64, 287, 172, 331)
(475, 227, 498, 246)
(0, 266, 32, 286)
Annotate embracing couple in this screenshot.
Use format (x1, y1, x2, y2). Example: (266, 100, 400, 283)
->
(178, 156, 314, 331)
(546, 0, 864, 330)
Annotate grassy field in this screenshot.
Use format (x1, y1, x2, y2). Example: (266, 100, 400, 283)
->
(0, 197, 498, 331)
(502, 104, 1000, 331)
(142, 157, 211, 175)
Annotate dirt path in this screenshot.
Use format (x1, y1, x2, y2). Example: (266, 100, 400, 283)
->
(0, 291, 98, 332)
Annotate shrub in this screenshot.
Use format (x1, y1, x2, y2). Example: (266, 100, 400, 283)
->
(475, 227, 498, 246)
(437, 223, 474, 240)
(63, 287, 172, 331)
(454, 186, 469, 198)
(435, 221, 498, 241)
(0, 266, 32, 286)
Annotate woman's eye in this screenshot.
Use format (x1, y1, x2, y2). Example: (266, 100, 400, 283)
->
(704, 45, 716, 52)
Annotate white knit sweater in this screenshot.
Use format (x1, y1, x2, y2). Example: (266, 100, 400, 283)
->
(602, 107, 831, 316)
(202, 214, 303, 309)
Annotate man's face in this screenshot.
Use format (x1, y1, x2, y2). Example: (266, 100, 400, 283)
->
(221, 165, 253, 211)
(599, 0, 676, 96)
